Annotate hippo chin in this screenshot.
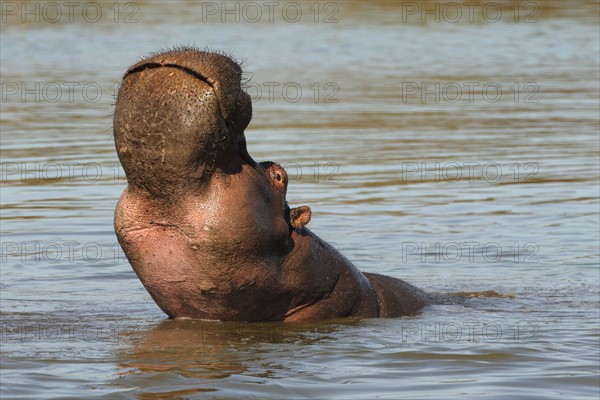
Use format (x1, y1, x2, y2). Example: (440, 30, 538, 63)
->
(113, 47, 437, 322)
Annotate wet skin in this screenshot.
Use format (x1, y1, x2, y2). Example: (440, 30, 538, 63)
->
(113, 47, 438, 322)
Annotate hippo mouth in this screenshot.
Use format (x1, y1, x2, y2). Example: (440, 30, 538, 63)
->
(236, 136, 256, 167)
(121, 60, 257, 171)
(113, 48, 254, 192)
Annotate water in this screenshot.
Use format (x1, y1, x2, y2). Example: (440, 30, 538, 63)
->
(1, 1, 599, 398)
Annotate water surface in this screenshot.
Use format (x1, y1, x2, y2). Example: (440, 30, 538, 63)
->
(1, 1, 599, 399)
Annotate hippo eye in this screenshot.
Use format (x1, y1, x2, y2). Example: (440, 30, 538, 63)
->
(274, 173, 282, 181)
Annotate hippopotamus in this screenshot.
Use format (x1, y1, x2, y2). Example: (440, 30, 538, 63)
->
(113, 47, 439, 322)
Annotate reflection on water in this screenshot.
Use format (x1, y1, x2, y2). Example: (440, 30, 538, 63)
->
(119, 319, 345, 379)
(1, 1, 599, 399)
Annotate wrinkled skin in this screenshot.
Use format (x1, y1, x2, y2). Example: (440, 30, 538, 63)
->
(114, 47, 437, 322)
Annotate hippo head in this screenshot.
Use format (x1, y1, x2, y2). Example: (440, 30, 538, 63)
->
(114, 48, 321, 320)
(114, 48, 310, 239)
(114, 47, 429, 322)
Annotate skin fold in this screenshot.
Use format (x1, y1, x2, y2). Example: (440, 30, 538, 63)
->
(113, 47, 440, 322)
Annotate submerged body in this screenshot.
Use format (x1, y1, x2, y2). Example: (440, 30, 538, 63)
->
(114, 48, 436, 322)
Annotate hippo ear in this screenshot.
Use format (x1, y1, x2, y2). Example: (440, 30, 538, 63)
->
(290, 206, 312, 230)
